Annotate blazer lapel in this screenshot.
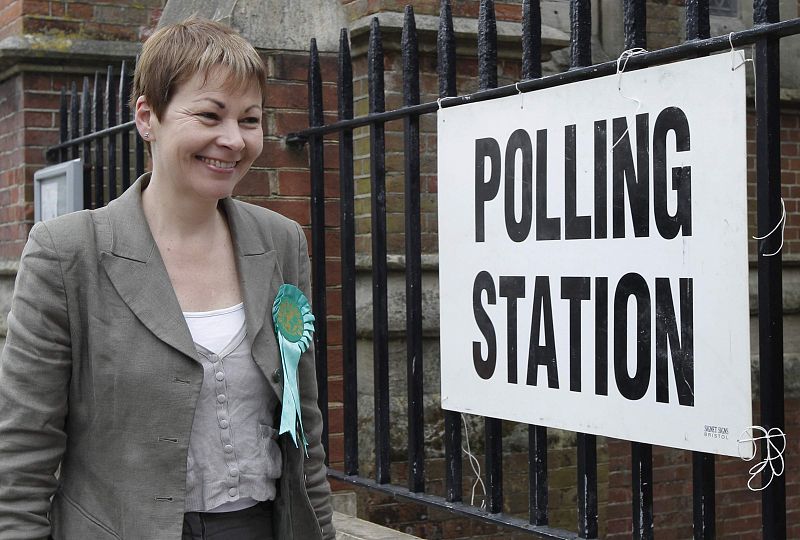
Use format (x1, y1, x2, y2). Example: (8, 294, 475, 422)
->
(222, 198, 284, 400)
(100, 175, 197, 361)
(98, 176, 285, 397)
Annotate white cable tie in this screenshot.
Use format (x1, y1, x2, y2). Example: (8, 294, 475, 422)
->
(752, 197, 786, 257)
(461, 414, 487, 509)
(737, 426, 786, 491)
(612, 48, 648, 149)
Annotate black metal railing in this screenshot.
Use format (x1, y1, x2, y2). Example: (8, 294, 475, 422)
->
(289, 0, 799, 539)
(46, 61, 143, 209)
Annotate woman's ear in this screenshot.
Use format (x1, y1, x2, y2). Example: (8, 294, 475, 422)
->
(134, 96, 154, 141)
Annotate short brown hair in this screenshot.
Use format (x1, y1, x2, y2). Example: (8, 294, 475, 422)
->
(131, 18, 267, 120)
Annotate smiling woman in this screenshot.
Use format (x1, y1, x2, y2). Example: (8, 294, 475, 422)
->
(137, 67, 264, 205)
(0, 18, 335, 540)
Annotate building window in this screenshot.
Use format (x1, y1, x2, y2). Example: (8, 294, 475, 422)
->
(709, 0, 739, 17)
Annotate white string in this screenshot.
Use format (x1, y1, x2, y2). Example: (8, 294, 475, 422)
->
(612, 48, 648, 149)
(729, 32, 751, 71)
(515, 81, 525, 109)
(752, 197, 786, 257)
(737, 426, 786, 491)
(437, 97, 444, 111)
(461, 414, 487, 509)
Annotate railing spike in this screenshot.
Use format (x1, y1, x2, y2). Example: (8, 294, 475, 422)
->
(478, 0, 498, 90)
(368, 18, 385, 114)
(93, 71, 104, 207)
(337, 26, 358, 478)
(437, 0, 457, 98)
(307, 35, 329, 460)
(58, 87, 67, 145)
(81, 76, 92, 209)
(367, 13, 390, 486)
(522, 0, 542, 80)
(754, 0, 779, 25)
(570, 0, 592, 68)
(70, 81, 79, 160)
(623, 0, 647, 50)
(402, 2, 424, 495)
(106, 65, 117, 200)
(338, 29, 353, 121)
(402, 6, 419, 107)
(119, 60, 131, 191)
(686, 0, 710, 40)
(438, 0, 462, 504)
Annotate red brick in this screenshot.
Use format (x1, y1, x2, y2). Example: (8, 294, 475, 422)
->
(327, 404, 343, 434)
(24, 110, 53, 128)
(22, 90, 60, 110)
(22, 0, 49, 16)
(326, 433, 344, 464)
(23, 16, 80, 35)
(265, 81, 308, 110)
(324, 198, 341, 227)
(274, 110, 310, 135)
(233, 168, 271, 197)
(253, 139, 307, 169)
(82, 22, 138, 41)
(269, 54, 309, 82)
(23, 128, 58, 146)
(277, 169, 311, 197)
(66, 2, 93, 20)
(252, 197, 310, 224)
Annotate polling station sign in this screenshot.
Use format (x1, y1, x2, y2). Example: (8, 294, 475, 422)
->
(437, 52, 752, 457)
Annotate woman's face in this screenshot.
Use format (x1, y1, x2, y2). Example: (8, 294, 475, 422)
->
(138, 66, 264, 202)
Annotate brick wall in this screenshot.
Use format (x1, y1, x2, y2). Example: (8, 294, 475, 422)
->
(0, 0, 166, 261)
(16, 0, 162, 41)
(0, 74, 27, 260)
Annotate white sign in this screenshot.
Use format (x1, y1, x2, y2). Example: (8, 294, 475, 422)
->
(34, 158, 84, 223)
(437, 53, 751, 457)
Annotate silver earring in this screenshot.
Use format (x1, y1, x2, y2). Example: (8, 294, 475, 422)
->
(143, 132, 150, 139)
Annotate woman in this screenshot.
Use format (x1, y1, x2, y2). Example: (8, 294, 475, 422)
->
(0, 18, 335, 540)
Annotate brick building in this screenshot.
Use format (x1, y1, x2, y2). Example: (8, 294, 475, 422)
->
(1, 0, 799, 538)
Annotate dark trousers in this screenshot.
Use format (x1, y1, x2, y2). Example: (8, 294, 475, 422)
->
(181, 501, 274, 540)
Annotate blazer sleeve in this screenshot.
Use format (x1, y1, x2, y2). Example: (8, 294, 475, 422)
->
(0, 222, 71, 540)
(294, 222, 336, 540)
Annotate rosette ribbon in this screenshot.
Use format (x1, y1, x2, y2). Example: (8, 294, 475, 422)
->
(272, 284, 315, 455)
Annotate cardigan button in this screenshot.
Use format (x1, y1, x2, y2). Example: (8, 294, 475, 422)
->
(272, 368, 282, 383)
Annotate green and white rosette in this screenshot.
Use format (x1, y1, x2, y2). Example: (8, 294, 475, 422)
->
(272, 283, 315, 455)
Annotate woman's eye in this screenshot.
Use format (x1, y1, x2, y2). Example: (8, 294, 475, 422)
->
(241, 116, 261, 125)
(198, 112, 219, 120)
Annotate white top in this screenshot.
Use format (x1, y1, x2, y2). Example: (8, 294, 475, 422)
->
(183, 303, 246, 355)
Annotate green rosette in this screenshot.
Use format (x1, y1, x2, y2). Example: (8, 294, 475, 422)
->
(272, 283, 315, 454)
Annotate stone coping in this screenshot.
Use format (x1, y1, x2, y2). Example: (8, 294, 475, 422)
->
(334, 512, 420, 540)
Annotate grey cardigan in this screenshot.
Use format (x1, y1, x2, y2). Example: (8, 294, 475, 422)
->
(0, 175, 334, 539)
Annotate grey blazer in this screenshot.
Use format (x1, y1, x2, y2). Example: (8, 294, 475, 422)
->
(0, 175, 334, 540)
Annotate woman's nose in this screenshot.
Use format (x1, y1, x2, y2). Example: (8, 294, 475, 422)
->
(218, 121, 246, 151)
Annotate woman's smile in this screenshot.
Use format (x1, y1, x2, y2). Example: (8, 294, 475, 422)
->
(197, 156, 239, 171)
